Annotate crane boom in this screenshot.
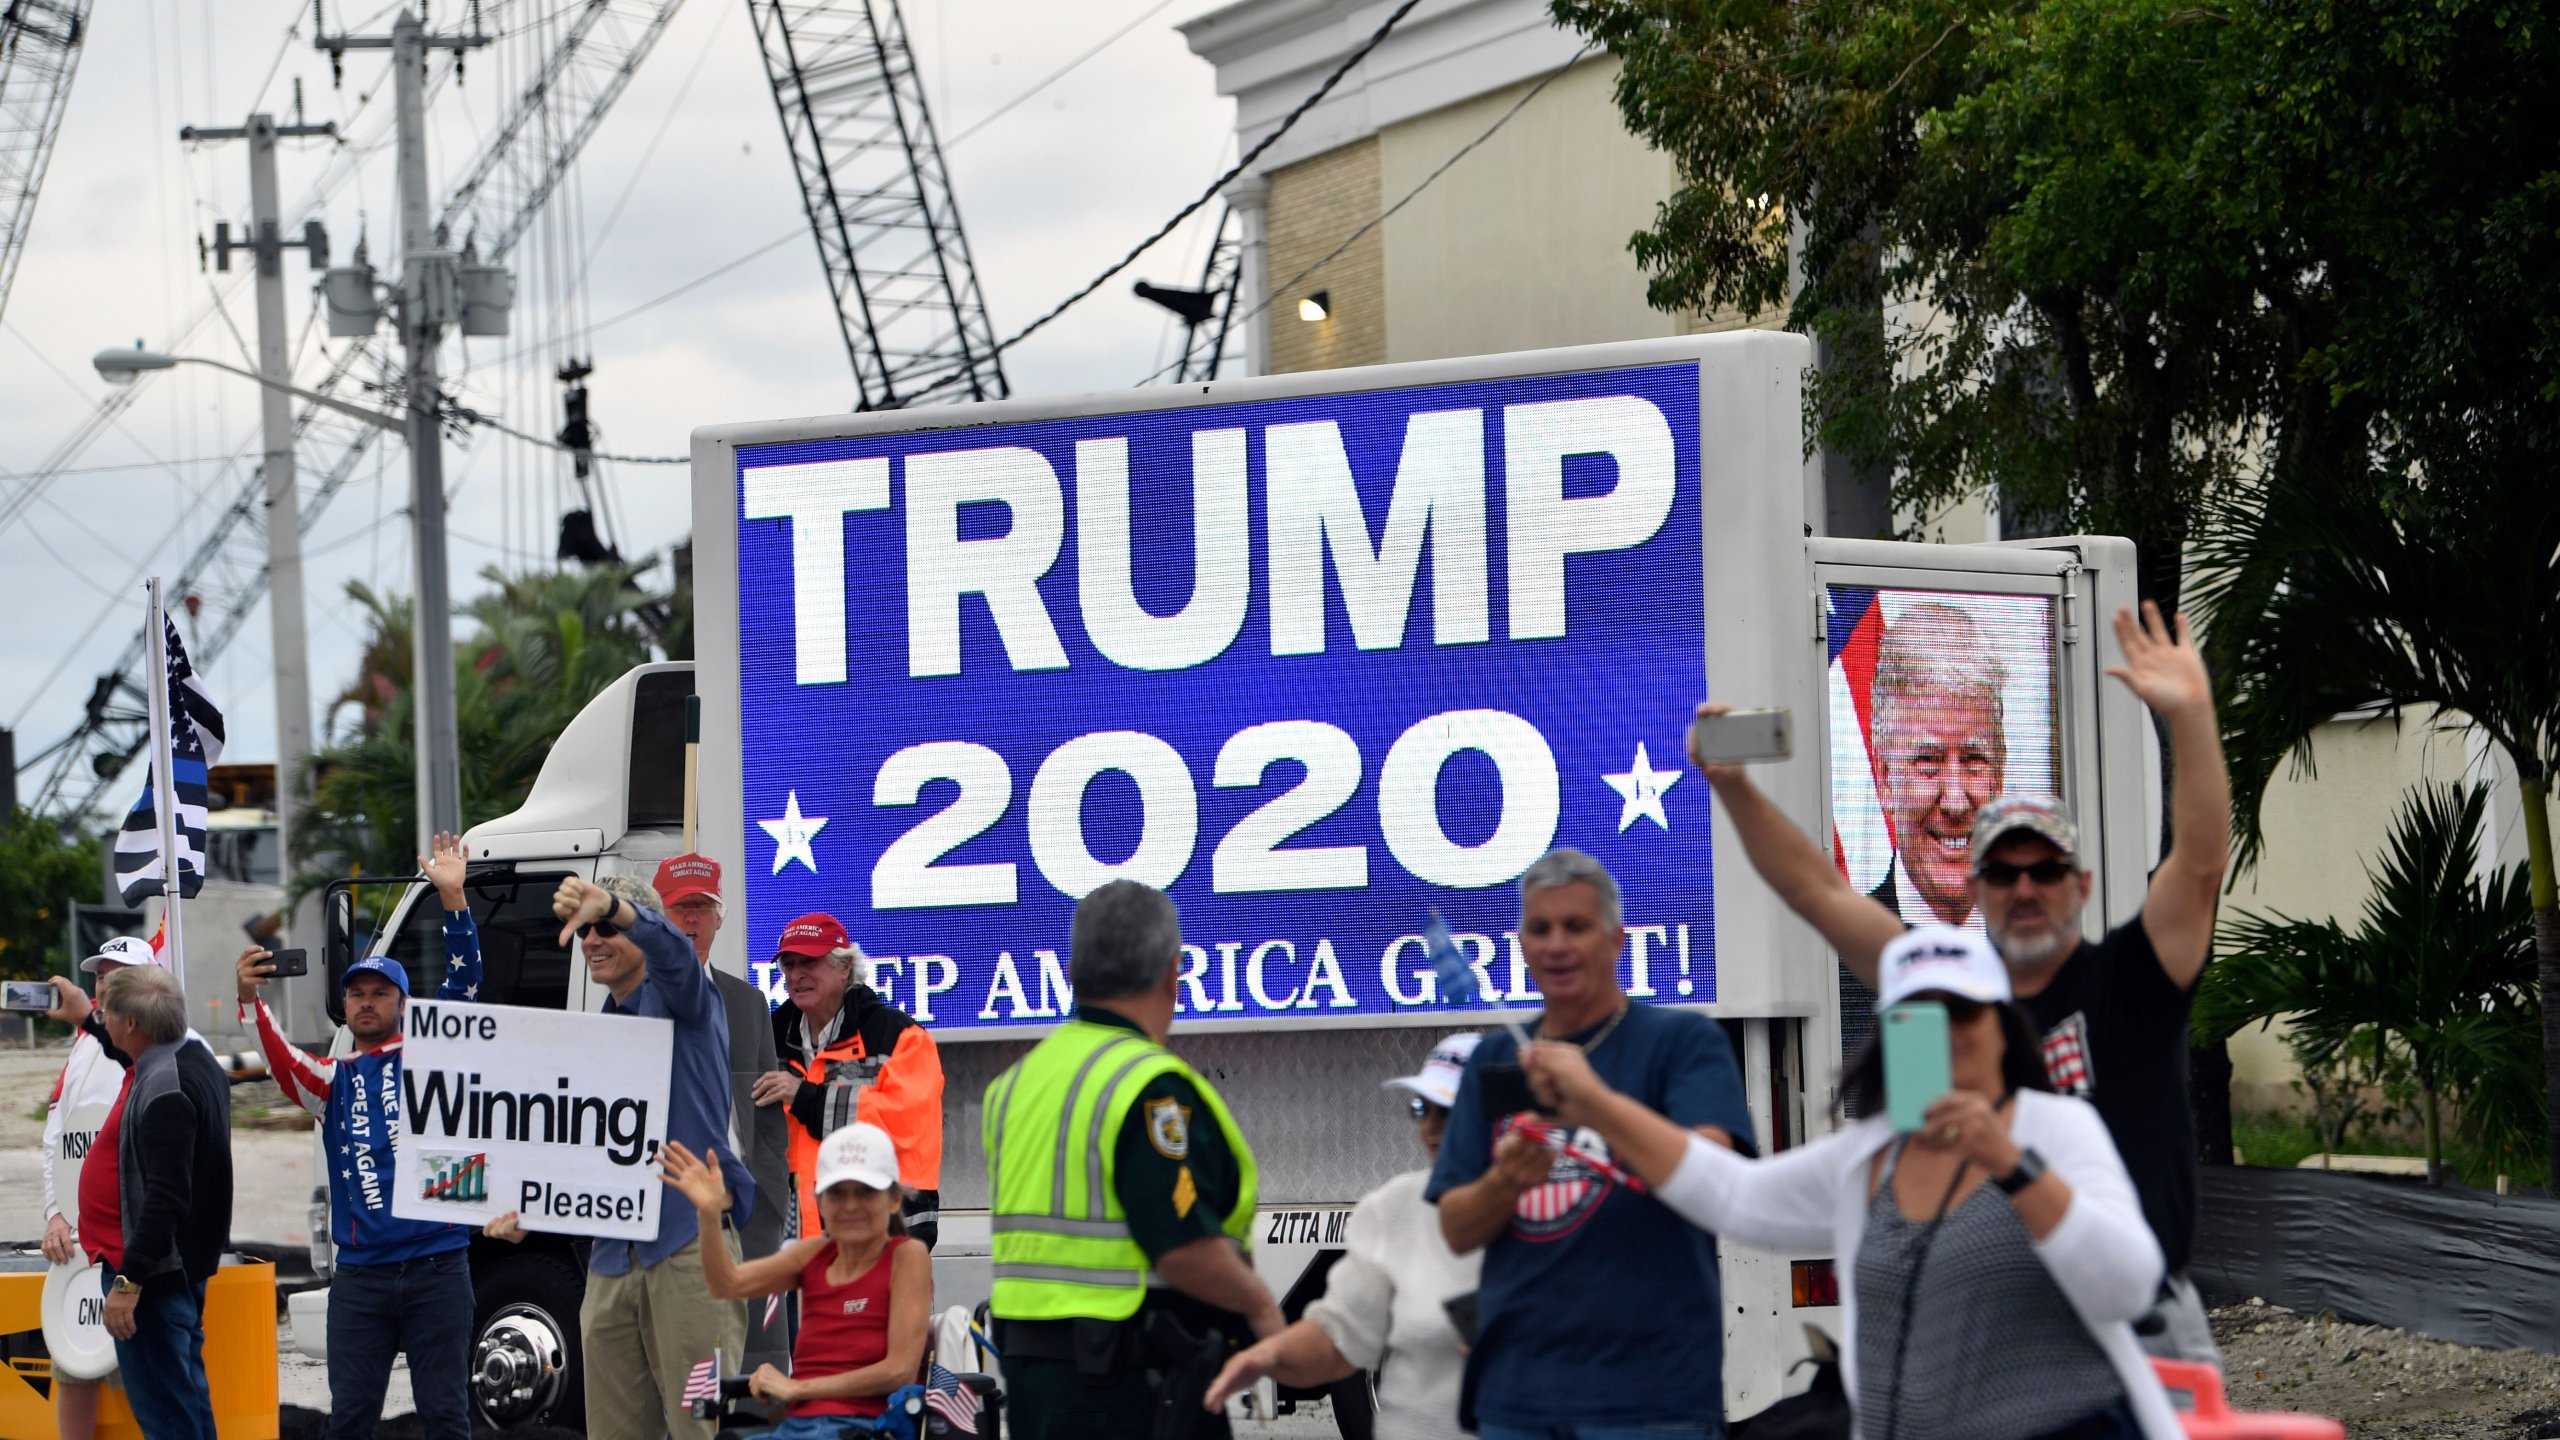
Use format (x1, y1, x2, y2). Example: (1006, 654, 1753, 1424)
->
(747, 0, 1005, 410)
(0, 0, 92, 324)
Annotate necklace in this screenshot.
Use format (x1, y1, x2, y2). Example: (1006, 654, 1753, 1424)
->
(1542, 999, 1632, 1054)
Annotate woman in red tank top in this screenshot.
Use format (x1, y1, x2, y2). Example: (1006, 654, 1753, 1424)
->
(661, 1122, 931, 1434)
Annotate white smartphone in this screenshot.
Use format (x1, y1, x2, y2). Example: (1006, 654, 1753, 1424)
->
(1689, 708, 1792, 764)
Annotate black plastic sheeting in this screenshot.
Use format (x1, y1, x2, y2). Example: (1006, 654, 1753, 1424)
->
(2191, 1166, 2560, 1354)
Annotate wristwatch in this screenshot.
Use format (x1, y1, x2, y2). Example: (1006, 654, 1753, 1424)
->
(1994, 1147, 2047, 1196)
(110, 1274, 139, 1296)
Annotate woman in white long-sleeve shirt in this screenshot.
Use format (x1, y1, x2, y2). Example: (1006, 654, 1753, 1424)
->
(1523, 928, 2180, 1440)
(1203, 1034, 1485, 1440)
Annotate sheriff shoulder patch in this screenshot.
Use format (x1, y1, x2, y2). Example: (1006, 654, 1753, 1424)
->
(1147, 1097, 1191, 1159)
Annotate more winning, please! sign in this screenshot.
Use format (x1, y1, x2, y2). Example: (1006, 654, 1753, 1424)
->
(732, 362, 1718, 1037)
(390, 1000, 673, 1240)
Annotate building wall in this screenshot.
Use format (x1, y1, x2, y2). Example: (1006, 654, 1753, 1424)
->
(1265, 138, 1388, 374)
(1377, 58, 1687, 363)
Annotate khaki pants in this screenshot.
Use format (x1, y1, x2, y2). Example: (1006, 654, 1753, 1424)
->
(581, 1233, 747, 1440)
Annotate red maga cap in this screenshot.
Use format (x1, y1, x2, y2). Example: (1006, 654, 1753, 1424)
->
(776, 913, 850, 958)
(653, 853, 722, 904)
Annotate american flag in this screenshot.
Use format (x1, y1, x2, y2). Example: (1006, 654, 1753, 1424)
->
(112, 610, 226, 907)
(681, 1356, 720, 1405)
(925, 1362, 981, 1434)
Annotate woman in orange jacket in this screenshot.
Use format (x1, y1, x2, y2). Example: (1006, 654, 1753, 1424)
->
(750, 913, 947, 1248)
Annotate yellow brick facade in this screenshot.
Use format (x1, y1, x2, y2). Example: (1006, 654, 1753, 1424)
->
(1265, 138, 1387, 374)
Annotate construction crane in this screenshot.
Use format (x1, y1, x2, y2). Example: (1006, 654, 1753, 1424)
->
(23, 0, 688, 817)
(0, 0, 92, 325)
(747, 0, 1006, 410)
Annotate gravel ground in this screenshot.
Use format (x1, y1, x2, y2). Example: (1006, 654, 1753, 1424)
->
(2216, 1301, 2560, 1439)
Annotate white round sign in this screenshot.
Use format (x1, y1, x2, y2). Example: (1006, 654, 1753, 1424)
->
(42, 1261, 118, 1380)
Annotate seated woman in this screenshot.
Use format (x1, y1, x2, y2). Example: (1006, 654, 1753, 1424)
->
(1521, 928, 2181, 1440)
(661, 1123, 931, 1437)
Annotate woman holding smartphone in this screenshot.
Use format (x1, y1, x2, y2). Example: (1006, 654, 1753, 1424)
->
(1522, 928, 2179, 1440)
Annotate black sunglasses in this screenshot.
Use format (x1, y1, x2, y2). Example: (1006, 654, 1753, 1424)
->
(583, 919, 623, 940)
(1407, 1096, 1449, 1122)
(1974, 858, 2077, 888)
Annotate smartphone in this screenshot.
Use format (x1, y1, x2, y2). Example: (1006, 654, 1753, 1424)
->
(1882, 1001, 1953, 1134)
(262, 948, 310, 978)
(0, 981, 55, 1013)
(1690, 708, 1792, 764)
(1476, 1063, 1551, 1121)
(1441, 1291, 1481, 1347)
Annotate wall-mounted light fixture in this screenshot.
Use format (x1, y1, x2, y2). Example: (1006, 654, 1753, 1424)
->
(1297, 290, 1330, 323)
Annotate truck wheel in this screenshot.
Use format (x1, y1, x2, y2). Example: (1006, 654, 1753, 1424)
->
(471, 1250, 584, 1430)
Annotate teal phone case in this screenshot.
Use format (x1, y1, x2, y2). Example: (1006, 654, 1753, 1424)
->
(1883, 1002, 1953, 1133)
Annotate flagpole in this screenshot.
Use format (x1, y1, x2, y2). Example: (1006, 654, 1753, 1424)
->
(144, 579, 187, 1000)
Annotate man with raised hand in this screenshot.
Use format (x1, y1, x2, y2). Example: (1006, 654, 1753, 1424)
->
(524, 872, 753, 1440)
(654, 851, 789, 1266)
(237, 832, 486, 1440)
(1694, 600, 2231, 1362)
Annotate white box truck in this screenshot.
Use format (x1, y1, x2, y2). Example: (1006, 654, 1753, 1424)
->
(309, 331, 2156, 1431)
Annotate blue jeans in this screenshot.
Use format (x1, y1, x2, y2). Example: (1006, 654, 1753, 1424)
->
(102, 1264, 215, 1440)
(1481, 1426, 1721, 1440)
(326, 1248, 476, 1440)
(1484, 1414, 1720, 1424)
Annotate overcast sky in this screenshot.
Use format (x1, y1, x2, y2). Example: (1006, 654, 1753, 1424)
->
(0, 0, 1242, 809)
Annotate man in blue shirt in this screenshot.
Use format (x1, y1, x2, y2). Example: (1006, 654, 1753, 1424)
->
(543, 872, 755, 1440)
(237, 831, 486, 1440)
(1428, 849, 1754, 1440)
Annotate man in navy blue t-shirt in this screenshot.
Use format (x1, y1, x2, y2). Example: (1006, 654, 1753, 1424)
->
(1427, 849, 1754, 1440)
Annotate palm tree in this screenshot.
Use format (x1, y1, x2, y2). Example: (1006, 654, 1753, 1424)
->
(2195, 783, 2540, 1181)
(2195, 458, 2560, 1178)
(297, 562, 674, 896)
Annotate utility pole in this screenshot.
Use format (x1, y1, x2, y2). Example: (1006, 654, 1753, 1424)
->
(181, 109, 333, 915)
(316, 11, 492, 854)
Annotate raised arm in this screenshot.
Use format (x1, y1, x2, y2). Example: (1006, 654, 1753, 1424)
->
(238, 946, 334, 1118)
(1693, 703, 1905, 984)
(660, 1139, 818, 1298)
(2105, 604, 2230, 989)
(421, 832, 486, 1001)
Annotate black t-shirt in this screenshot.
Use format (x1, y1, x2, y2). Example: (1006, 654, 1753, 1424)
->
(2018, 914, 2197, 1272)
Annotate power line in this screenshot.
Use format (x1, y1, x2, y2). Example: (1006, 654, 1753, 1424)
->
(942, 0, 1180, 151)
(1139, 44, 1596, 388)
(448, 405, 686, 464)
(963, 0, 1425, 376)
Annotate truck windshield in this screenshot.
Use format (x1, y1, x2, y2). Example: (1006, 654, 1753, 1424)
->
(385, 870, 577, 1010)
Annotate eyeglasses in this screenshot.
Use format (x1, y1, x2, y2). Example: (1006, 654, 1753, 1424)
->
(582, 919, 622, 940)
(1407, 1096, 1448, 1122)
(1940, 996, 1990, 1023)
(1974, 858, 2077, 888)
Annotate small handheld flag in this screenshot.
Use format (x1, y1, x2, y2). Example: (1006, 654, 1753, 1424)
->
(681, 1356, 720, 1404)
(1425, 910, 1532, 1049)
(925, 1362, 982, 1434)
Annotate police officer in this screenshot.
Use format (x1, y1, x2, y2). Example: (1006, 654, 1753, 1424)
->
(984, 880, 1283, 1440)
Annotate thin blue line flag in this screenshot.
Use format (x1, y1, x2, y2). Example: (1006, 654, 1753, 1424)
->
(113, 610, 227, 906)
(1424, 910, 1479, 1005)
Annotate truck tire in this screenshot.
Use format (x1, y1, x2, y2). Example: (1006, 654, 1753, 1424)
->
(471, 1250, 585, 1430)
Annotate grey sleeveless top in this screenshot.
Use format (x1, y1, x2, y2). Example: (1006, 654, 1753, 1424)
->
(1853, 1141, 2125, 1440)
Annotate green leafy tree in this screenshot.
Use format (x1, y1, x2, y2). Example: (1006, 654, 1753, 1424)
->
(2196, 784, 2542, 1182)
(298, 563, 670, 894)
(0, 810, 103, 979)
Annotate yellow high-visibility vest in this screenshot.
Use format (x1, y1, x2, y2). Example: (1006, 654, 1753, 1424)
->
(983, 1018, 1258, 1321)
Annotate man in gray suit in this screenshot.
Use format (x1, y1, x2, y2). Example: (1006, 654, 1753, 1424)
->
(655, 853, 791, 1363)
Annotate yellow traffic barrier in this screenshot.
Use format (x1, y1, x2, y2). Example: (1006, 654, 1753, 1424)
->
(0, 1261, 278, 1440)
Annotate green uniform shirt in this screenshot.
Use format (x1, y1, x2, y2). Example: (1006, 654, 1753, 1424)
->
(1081, 1005, 1243, 1261)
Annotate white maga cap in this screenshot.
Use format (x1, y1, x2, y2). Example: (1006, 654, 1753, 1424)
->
(814, 1121, 901, 1195)
(81, 936, 157, 975)
(1383, 1032, 1484, 1110)
(1876, 926, 2012, 1012)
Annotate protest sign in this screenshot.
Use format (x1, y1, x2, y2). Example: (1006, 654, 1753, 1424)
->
(390, 999, 673, 1241)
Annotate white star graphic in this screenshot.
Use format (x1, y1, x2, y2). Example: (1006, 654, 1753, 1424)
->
(1602, 743, 1681, 833)
(759, 790, 828, 875)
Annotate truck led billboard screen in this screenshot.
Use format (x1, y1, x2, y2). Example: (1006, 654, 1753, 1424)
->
(732, 362, 1715, 1036)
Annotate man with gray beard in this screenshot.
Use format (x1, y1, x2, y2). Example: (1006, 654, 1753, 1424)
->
(1691, 601, 2230, 1365)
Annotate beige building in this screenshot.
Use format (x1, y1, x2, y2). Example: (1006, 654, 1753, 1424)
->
(1181, 0, 2552, 1123)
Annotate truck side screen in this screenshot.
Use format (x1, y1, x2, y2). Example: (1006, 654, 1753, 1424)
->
(1822, 583, 2060, 1069)
(733, 363, 1720, 1034)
